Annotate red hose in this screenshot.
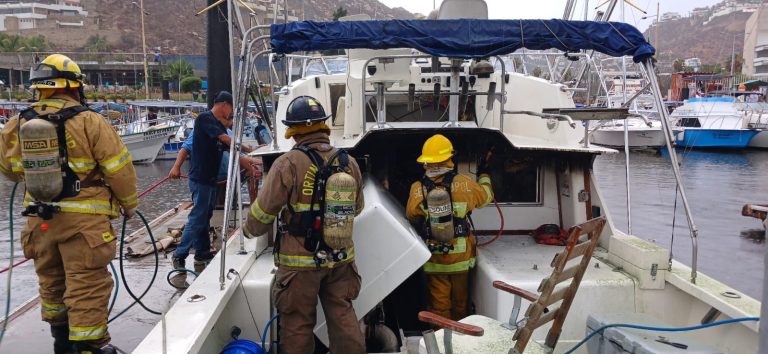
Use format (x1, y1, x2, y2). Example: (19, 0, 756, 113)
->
(0, 258, 29, 274)
(478, 197, 504, 247)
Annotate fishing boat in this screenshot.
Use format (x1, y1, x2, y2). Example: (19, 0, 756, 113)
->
(2, 1, 762, 353)
(111, 100, 206, 163)
(670, 97, 760, 148)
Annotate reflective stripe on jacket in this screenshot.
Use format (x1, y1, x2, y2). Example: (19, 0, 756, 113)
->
(244, 131, 364, 269)
(406, 172, 492, 274)
(0, 94, 138, 216)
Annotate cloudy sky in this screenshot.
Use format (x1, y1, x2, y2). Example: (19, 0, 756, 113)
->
(378, 0, 723, 30)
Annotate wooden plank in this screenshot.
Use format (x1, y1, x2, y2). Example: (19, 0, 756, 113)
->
(554, 264, 581, 284)
(565, 241, 591, 262)
(417, 311, 484, 336)
(493, 281, 538, 302)
(541, 286, 569, 307)
(532, 308, 559, 329)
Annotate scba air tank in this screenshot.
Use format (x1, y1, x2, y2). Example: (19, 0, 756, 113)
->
(323, 171, 357, 250)
(427, 188, 454, 243)
(20, 119, 63, 202)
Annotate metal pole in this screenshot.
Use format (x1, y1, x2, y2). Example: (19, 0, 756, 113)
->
(655, 2, 660, 50)
(139, 0, 150, 99)
(447, 59, 461, 127)
(643, 60, 698, 283)
(621, 3, 632, 235)
(218, 0, 241, 290)
(760, 239, 768, 353)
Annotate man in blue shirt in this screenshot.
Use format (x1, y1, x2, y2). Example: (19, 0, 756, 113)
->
(168, 128, 261, 190)
(172, 91, 240, 270)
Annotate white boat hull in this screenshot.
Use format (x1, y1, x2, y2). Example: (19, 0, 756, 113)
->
(748, 131, 768, 148)
(591, 127, 667, 149)
(121, 126, 177, 164)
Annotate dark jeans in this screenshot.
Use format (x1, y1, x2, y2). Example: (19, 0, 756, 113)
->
(174, 180, 217, 259)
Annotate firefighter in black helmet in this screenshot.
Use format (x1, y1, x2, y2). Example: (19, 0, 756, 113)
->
(245, 96, 366, 353)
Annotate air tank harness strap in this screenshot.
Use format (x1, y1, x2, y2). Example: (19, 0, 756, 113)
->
(19, 105, 98, 220)
(281, 145, 350, 268)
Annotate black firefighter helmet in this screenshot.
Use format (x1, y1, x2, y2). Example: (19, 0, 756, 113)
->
(282, 96, 330, 126)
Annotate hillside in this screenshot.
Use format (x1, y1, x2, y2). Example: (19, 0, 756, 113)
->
(77, 0, 414, 55)
(645, 10, 751, 69)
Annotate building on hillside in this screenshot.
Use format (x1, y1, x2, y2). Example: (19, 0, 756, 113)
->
(684, 58, 702, 72)
(743, 6, 768, 77)
(661, 12, 681, 22)
(0, 2, 88, 32)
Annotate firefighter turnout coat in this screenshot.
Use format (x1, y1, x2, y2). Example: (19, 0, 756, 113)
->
(406, 172, 493, 274)
(245, 131, 364, 268)
(0, 94, 138, 215)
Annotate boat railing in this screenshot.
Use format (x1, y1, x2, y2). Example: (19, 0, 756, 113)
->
(285, 54, 347, 84)
(111, 116, 182, 135)
(359, 54, 507, 133)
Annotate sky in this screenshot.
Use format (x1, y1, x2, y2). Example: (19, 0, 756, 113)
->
(378, 0, 723, 31)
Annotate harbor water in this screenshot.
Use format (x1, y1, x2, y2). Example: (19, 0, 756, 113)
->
(0, 151, 766, 313)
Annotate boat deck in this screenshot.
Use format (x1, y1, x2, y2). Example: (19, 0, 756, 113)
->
(1, 203, 230, 353)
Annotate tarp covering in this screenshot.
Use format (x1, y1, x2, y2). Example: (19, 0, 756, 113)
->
(270, 19, 655, 62)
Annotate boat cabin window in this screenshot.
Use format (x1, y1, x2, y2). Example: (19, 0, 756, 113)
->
(677, 117, 701, 128)
(487, 156, 542, 205)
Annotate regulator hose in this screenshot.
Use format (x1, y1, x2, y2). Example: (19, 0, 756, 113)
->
(564, 317, 761, 354)
(0, 182, 19, 347)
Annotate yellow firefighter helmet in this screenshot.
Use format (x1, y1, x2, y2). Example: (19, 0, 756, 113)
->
(29, 53, 85, 89)
(417, 134, 454, 164)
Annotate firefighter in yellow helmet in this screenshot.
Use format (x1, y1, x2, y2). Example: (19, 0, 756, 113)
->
(244, 96, 366, 353)
(0, 54, 137, 354)
(406, 134, 493, 321)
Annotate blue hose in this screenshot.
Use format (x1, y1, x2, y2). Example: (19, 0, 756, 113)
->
(564, 316, 760, 354)
(0, 182, 19, 347)
(261, 313, 279, 351)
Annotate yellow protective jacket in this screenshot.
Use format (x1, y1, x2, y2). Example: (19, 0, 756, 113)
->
(0, 94, 138, 217)
(406, 172, 493, 274)
(245, 131, 364, 269)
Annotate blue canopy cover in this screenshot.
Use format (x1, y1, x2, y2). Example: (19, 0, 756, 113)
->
(270, 19, 655, 62)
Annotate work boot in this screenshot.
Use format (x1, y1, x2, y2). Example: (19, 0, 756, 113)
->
(51, 324, 71, 354)
(193, 251, 215, 273)
(72, 342, 117, 354)
(171, 255, 185, 270)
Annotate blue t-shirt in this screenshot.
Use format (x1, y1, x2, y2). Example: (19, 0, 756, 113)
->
(182, 128, 233, 180)
(189, 111, 226, 185)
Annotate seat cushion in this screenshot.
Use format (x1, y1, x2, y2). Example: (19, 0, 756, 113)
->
(418, 315, 552, 354)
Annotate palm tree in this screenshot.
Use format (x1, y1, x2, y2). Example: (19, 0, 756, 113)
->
(161, 59, 193, 81)
(24, 35, 47, 52)
(0, 35, 25, 52)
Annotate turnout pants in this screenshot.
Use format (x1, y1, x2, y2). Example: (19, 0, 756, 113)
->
(21, 213, 116, 347)
(426, 272, 470, 321)
(272, 261, 365, 354)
